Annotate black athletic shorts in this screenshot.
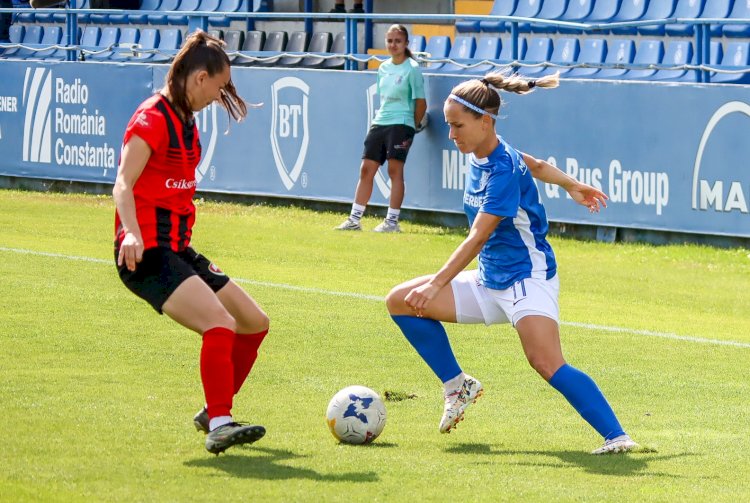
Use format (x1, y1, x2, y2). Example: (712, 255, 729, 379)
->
(362, 124, 416, 165)
(115, 246, 231, 314)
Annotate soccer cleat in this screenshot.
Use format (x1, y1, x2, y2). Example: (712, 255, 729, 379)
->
(334, 218, 362, 231)
(373, 220, 401, 233)
(591, 434, 639, 455)
(205, 422, 266, 455)
(439, 375, 483, 433)
(193, 407, 209, 434)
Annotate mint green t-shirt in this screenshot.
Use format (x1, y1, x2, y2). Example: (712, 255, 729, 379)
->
(372, 58, 425, 129)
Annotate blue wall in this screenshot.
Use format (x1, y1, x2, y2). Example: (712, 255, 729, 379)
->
(0, 61, 748, 237)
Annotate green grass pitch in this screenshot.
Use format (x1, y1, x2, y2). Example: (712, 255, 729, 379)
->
(1, 190, 749, 502)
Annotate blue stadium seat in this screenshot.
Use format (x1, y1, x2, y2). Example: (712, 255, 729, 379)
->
(637, 0, 678, 36)
(255, 30, 288, 67)
(234, 29, 263, 65)
(664, 0, 710, 37)
(208, 28, 224, 40)
(79, 26, 101, 52)
(297, 31, 332, 68)
(580, 0, 622, 27)
(108, 0, 161, 24)
(1, 24, 25, 58)
(562, 37, 606, 78)
(457, 0, 516, 33)
(422, 35, 451, 70)
(516, 37, 553, 75)
(278, 31, 310, 67)
(148, 0, 179, 25)
(480, 0, 541, 33)
(711, 42, 750, 84)
(591, 38, 635, 79)
(11, 24, 42, 59)
(520, 0, 568, 34)
(620, 39, 664, 81)
(135, 28, 160, 60)
(30, 26, 67, 61)
(497, 35, 527, 61)
(167, 0, 201, 25)
(555, 0, 595, 34)
(209, 0, 247, 27)
(434, 35, 476, 73)
(109, 27, 141, 61)
(524, 37, 579, 77)
(149, 28, 182, 63)
(321, 30, 347, 69)
(15, 0, 36, 24)
(85, 27, 120, 61)
(609, 0, 650, 35)
(463, 37, 502, 75)
(722, 0, 750, 37)
(651, 40, 694, 81)
(408, 35, 426, 54)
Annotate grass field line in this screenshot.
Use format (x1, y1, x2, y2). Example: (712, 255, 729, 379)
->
(4, 245, 750, 349)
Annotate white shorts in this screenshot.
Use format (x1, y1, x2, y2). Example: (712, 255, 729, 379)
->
(450, 270, 560, 327)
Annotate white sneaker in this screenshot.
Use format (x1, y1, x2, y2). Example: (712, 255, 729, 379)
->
(591, 434, 639, 454)
(335, 218, 362, 231)
(439, 375, 483, 433)
(373, 219, 401, 233)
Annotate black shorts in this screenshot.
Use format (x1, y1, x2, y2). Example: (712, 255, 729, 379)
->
(116, 246, 231, 314)
(362, 124, 416, 165)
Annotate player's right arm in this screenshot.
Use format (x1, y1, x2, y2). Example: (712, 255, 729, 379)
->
(113, 134, 152, 272)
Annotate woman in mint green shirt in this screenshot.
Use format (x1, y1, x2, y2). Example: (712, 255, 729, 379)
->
(335, 24, 427, 233)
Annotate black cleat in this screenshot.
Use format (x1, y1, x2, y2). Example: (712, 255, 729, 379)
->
(205, 422, 266, 455)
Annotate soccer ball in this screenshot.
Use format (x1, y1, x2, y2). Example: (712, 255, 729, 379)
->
(326, 386, 387, 444)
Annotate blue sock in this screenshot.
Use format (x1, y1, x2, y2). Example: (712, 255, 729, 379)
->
(549, 364, 626, 440)
(391, 315, 462, 383)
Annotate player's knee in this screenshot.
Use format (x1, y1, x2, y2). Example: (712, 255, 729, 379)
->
(385, 286, 407, 314)
(526, 354, 558, 381)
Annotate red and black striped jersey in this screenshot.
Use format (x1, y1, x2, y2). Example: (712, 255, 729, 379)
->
(115, 94, 201, 252)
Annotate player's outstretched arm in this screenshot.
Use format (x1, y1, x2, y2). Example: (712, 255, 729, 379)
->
(521, 152, 608, 213)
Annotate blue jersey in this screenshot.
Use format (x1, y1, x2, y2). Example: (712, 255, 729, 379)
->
(463, 136, 557, 290)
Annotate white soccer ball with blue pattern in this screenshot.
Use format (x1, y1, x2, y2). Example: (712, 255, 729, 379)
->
(326, 385, 387, 444)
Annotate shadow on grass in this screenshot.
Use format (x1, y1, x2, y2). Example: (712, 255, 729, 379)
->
(444, 443, 696, 477)
(184, 446, 379, 482)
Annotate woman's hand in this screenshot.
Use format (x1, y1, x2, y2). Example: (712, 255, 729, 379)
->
(404, 281, 442, 317)
(567, 182, 608, 213)
(117, 231, 144, 272)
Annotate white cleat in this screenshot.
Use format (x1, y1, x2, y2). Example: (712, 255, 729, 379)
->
(334, 218, 362, 231)
(373, 219, 401, 233)
(439, 375, 483, 433)
(591, 434, 639, 454)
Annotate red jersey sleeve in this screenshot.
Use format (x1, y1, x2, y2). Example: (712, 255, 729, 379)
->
(123, 106, 167, 154)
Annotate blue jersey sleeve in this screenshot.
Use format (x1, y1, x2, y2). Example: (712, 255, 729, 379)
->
(480, 167, 520, 218)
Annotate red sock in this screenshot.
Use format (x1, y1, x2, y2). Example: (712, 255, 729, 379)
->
(201, 327, 236, 419)
(232, 329, 268, 394)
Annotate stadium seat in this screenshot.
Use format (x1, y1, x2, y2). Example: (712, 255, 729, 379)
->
(463, 36, 502, 75)
(515, 37, 553, 75)
(523, 37, 579, 77)
(562, 37, 606, 78)
(254, 30, 288, 67)
(28, 25, 65, 61)
(711, 42, 750, 84)
(167, 0, 201, 25)
(722, 0, 750, 37)
(208, 29, 224, 40)
(79, 26, 101, 52)
(456, 0, 516, 33)
(109, 27, 141, 61)
(433, 35, 476, 74)
(209, 0, 246, 27)
(108, 0, 161, 24)
(422, 35, 451, 70)
(579, 0, 621, 28)
(591, 38, 635, 80)
(480, 0, 541, 33)
(148, 0, 179, 25)
(149, 28, 182, 63)
(497, 35, 527, 62)
(555, 0, 595, 34)
(408, 34, 426, 54)
(233, 29, 263, 64)
(299, 31, 332, 68)
(10, 24, 42, 59)
(620, 39, 664, 81)
(321, 30, 347, 69)
(637, 0, 678, 36)
(664, 0, 712, 37)
(1, 24, 25, 58)
(277, 31, 310, 67)
(520, 0, 567, 34)
(86, 27, 120, 61)
(651, 40, 694, 81)
(609, 0, 650, 35)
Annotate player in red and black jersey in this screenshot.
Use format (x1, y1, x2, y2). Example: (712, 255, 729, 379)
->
(113, 31, 267, 455)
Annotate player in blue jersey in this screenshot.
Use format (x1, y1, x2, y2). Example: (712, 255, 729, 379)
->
(335, 24, 426, 233)
(385, 71, 638, 454)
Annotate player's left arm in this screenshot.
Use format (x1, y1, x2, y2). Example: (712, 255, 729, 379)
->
(414, 98, 427, 128)
(522, 152, 608, 212)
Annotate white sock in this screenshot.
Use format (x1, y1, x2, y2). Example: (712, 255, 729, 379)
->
(385, 207, 401, 224)
(349, 203, 366, 222)
(209, 415, 233, 431)
(443, 372, 465, 395)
